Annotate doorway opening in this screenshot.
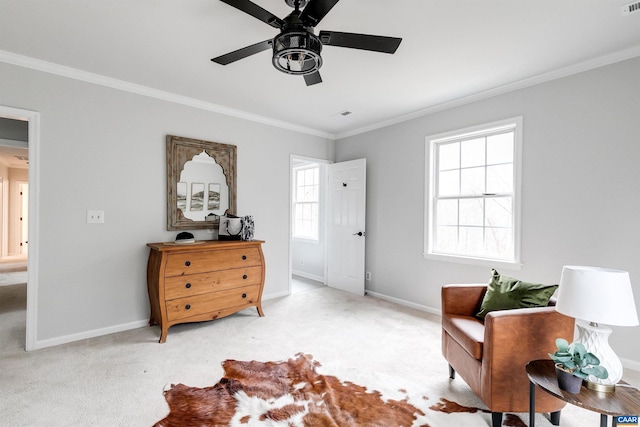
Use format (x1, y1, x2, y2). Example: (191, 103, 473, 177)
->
(0, 107, 39, 351)
(0, 116, 29, 351)
(289, 155, 330, 294)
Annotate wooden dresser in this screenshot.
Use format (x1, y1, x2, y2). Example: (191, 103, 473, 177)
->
(146, 240, 265, 343)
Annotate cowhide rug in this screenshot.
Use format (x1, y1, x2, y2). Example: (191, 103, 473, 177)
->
(154, 353, 530, 427)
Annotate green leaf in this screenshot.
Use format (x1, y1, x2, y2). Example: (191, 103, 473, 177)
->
(583, 366, 609, 379)
(555, 338, 569, 352)
(551, 354, 572, 363)
(575, 355, 588, 368)
(583, 353, 600, 366)
(573, 342, 587, 357)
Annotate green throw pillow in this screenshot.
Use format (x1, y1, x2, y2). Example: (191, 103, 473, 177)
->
(475, 269, 559, 320)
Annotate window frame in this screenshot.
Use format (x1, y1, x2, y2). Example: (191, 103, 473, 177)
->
(424, 117, 523, 269)
(292, 163, 321, 242)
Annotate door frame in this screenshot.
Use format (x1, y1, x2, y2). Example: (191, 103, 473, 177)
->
(288, 154, 332, 294)
(0, 105, 40, 351)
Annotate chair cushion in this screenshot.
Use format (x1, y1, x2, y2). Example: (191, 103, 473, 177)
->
(475, 269, 559, 320)
(442, 314, 485, 360)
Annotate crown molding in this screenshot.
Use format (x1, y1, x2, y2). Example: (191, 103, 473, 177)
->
(4, 44, 639, 142)
(336, 44, 640, 140)
(0, 49, 336, 141)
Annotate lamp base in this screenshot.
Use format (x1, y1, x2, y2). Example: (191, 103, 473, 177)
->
(575, 321, 623, 386)
(585, 380, 616, 393)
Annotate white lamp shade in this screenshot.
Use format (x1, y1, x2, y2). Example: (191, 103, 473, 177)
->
(556, 266, 639, 326)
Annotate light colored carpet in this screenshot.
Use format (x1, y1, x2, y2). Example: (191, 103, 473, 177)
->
(292, 275, 325, 294)
(0, 285, 634, 426)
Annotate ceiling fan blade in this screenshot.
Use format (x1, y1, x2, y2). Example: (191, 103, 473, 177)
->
(319, 31, 402, 54)
(211, 39, 272, 65)
(300, 0, 339, 27)
(219, 0, 284, 28)
(304, 71, 322, 86)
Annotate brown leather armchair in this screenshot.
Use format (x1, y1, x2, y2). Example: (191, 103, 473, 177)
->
(442, 284, 575, 427)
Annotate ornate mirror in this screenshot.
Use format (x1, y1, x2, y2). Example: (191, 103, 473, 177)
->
(166, 135, 237, 230)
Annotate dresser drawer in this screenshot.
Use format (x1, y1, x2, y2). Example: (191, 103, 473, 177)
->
(165, 247, 261, 277)
(166, 284, 261, 322)
(147, 240, 266, 343)
(164, 266, 262, 300)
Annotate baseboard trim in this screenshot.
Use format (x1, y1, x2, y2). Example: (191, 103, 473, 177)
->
(365, 290, 441, 316)
(30, 319, 149, 351)
(263, 290, 290, 300)
(31, 292, 289, 350)
(291, 271, 325, 283)
(621, 357, 640, 373)
(366, 290, 640, 372)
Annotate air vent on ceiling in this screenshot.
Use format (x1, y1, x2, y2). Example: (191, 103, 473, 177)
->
(331, 109, 353, 119)
(622, 1, 640, 15)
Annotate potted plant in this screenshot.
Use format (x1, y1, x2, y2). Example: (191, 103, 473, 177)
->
(548, 338, 608, 393)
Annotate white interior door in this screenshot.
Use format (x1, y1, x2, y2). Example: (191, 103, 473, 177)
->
(327, 158, 366, 295)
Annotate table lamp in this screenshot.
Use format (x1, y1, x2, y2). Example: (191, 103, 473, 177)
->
(555, 266, 639, 392)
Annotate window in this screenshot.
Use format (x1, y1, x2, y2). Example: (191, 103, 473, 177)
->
(293, 165, 320, 240)
(425, 117, 522, 267)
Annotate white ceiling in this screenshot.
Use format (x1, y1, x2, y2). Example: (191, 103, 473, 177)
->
(0, 143, 28, 169)
(2, 0, 640, 139)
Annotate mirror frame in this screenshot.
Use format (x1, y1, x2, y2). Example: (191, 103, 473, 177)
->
(166, 135, 237, 230)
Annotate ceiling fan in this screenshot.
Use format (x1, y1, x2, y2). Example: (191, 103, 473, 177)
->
(211, 0, 402, 86)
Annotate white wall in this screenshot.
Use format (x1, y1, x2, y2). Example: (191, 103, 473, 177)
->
(336, 56, 640, 368)
(0, 62, 334, 346)
(291, 239, 325, 281)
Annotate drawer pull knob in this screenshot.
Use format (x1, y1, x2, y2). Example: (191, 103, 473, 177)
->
(242, 255, 247, 260)
(243, 274, 248, 280)
(185, 304, 191, 310)
(185, 261, 191, 267)
(185, 283, 191, 289)
(242, 293, 247, 299)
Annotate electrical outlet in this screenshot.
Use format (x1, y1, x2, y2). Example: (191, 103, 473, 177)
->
(366, 271, 372, 281)
(87, 210, 105, 224)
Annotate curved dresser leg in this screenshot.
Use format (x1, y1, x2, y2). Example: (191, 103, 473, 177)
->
(256, 305, 265, 317)
(159, 328, 168, 344)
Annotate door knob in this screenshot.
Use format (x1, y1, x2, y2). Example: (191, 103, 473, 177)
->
(353, 231, 365, 236)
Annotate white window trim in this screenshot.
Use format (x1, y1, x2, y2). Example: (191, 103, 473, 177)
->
(292, 164, 321, 242)
(424, 116, 523, 270)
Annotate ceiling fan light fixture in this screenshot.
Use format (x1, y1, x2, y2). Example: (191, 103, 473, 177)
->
(272, 31, 322, 75)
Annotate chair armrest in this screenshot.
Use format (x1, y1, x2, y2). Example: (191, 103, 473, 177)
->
(484, 306, 574, 359)
(482, 307, 575, 388)
(442, 284, 487, 317)
(484, 306, 573, 348)
(480, 306, 574, 411)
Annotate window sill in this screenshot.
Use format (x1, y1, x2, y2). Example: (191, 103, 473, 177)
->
(423, 252, 522, 271)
